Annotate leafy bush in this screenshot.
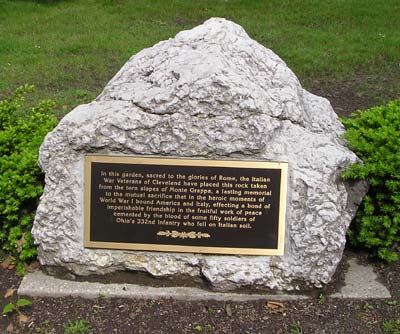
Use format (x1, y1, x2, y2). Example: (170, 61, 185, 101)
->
(342, 99, 400, 262)
(0, 85, 58, 274)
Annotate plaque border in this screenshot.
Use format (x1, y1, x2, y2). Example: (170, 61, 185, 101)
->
(84, 156, 288, 256)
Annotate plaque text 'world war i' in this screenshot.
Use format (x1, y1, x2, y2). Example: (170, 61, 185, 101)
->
(84, 156, 287, 255)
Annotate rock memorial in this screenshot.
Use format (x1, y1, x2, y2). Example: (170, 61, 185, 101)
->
(32, 18, 367, 291)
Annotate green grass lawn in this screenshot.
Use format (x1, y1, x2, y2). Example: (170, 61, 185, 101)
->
(1, 0, 399, 116)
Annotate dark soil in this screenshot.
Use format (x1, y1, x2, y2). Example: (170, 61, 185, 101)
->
(1, 249, 399, 334)
(305, 72, 400, 118)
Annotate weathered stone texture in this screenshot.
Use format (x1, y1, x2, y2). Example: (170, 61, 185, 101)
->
(32, 18, 367, 290)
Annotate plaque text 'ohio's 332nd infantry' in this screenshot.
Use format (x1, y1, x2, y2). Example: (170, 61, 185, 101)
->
(84, 156, 287, 255)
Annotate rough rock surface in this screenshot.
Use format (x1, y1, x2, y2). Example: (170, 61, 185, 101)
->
(32, 18, 367, 291)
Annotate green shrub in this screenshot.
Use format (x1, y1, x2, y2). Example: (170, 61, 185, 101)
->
(342, 99, 400, 262)
(0, 85, 58, 274)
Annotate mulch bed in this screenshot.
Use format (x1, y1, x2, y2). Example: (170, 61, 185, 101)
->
(306, 72, 400, 118)
(0, 249, 399, 334)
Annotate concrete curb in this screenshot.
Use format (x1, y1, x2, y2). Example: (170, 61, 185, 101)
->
(18, 271, 310, 302)
(18, 257, 391, 301)
(330, 258, 391, 299)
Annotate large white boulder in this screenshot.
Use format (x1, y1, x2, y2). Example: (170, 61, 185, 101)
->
(32, 18, 367, 291)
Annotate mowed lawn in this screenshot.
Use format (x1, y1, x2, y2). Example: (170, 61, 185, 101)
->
(1, 0, 399, 116)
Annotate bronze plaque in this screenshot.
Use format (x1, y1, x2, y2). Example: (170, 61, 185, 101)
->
(84, 156, 288, 255)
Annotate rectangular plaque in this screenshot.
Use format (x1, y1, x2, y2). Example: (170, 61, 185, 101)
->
(84, 156, 288, 255)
